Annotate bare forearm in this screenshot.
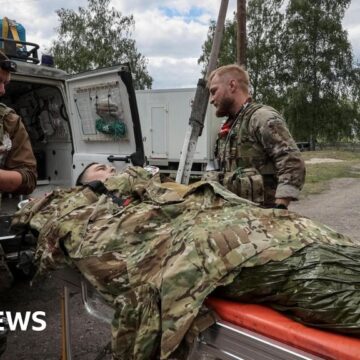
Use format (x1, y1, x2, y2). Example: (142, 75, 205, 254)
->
(0, 169, 23, 192)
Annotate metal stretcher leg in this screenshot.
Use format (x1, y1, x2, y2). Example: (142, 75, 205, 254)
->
(58, 268, 114, 360)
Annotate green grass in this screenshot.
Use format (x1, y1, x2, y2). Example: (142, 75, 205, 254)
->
(300, 150, 360, 197)
(301, 150, 360, 161)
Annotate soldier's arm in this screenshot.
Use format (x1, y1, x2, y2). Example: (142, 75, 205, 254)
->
(3, 112, 37, 194)
(0, 168, 22, 192)
(251, 108, 305, 203)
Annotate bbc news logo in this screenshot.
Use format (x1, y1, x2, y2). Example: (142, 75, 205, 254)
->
(0, 311, 46, 331)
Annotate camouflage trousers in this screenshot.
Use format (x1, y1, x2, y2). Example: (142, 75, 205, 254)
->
(0, 245, 13, 292)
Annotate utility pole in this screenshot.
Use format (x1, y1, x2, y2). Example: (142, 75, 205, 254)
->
(237, 0, 247, 67)
(176, 0, 229, 185)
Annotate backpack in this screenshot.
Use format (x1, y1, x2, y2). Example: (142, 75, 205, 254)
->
(0, 17, 26, 55)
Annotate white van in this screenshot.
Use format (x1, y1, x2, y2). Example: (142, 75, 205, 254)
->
(136, 88, 222, 176)
(0, 40, 145, 215)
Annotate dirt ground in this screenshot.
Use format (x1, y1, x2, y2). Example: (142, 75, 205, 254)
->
(290, 177, 360, 243)
(1, 176, 360, 360)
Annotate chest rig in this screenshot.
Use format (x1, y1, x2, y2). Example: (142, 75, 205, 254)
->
(216, 102, 264, 173)
(214, 103, 279, 205)
(0, 103, 13, 207)
(0, 103, 13, 166)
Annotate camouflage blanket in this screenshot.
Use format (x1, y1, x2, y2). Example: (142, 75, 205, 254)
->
(11, 167, 358, 359)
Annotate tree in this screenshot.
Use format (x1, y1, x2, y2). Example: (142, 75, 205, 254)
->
(50, 0, 152, 89)
(283, 0, 358, 144)
(198, 16, 237, 73)
(245, 0, 285, 108)
(198, 0, 360, 143)
(198, 0, 286, 108)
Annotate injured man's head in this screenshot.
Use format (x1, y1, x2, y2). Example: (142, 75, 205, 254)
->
(76, 163, 116, 185)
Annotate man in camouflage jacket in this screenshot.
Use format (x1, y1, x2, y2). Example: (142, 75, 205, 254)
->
(0, 50, 37, 197)
(11, 166, 360, 359)
(208, 64, 305, 208)
(0, 50, 37, 294)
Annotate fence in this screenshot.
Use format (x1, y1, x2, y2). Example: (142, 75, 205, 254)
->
(316, 142, 360, 152)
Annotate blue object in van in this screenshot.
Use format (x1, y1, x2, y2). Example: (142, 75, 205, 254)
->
(0, 17, 27, 55)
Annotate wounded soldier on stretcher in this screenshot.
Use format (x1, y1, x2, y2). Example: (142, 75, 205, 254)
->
(11, 164, 360, 360)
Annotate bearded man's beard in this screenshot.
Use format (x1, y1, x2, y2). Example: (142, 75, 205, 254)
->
(215, 96, 234, 117)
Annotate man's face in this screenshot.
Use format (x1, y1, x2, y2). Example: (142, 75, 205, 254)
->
(83, 163, 116, 183)
(0, 69, 10, 97)
(209, 74, 234, 118)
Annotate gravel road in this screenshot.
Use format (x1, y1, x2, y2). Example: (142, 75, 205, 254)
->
(290, 177, 360, 243)
(2, 176, 360, 359)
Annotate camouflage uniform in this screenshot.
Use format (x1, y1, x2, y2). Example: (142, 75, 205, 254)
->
(0, 103, 37, 291)
(213, 102, 305, 206)
(12, 166, 359, 359)
(0, 103, 37, 197)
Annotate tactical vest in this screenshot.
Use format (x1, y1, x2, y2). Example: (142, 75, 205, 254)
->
(0, 103, 14, 289)
(0, 103, 13, 164)
(215, 103, 277, 206)
(0, 103, 14, 208)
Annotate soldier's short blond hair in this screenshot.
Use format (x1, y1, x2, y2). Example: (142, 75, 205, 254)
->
(208, 64, 250, 94)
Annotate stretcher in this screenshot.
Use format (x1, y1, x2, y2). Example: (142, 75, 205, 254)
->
(188, 297, 360, 360)
(58, 269, 360, 360)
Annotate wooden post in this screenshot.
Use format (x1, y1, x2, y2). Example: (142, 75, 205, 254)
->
(237, 0, 247, 67)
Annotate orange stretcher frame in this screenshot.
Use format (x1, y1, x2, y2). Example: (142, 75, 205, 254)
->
(206, 297, 360, 360)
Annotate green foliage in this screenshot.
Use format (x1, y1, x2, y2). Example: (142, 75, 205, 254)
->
(198, 0, 360, 143)
(198, 16, 237, 73)
(198, 0, 286, 106)
(283, 0, 356, 144)
(50, 0, 152, 89)
(246, 0, 285, 106)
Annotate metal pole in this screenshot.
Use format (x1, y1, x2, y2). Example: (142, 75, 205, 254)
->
(176, 0, 229, 184)
(205, 0, 229, 78)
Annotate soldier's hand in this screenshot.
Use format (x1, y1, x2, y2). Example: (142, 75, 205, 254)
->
(274, 197, 291, 209)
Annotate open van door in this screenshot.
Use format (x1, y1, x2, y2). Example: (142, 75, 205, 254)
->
(65, 64, 145, 184)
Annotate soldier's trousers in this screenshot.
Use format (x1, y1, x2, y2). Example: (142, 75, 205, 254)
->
(0, 245, 13, 292)
(216, 243, 360, 334)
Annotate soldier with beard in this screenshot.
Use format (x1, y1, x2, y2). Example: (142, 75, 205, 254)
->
(207, 64, 305, 209)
